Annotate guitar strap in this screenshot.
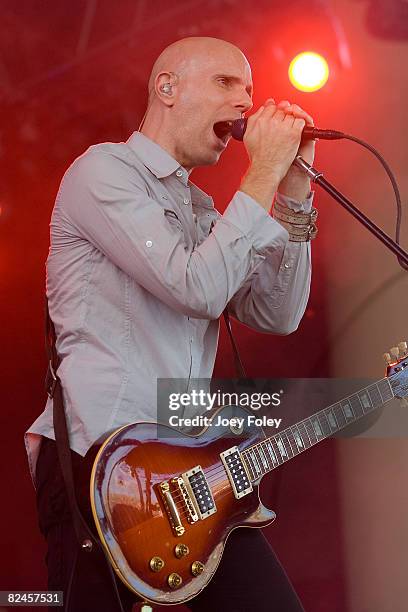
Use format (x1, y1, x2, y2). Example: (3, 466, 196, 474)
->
(44, 299, 126, 612)
(222, 308, 247, 379)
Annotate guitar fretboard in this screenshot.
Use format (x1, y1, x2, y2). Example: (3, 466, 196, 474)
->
(241, 378, 394, 481)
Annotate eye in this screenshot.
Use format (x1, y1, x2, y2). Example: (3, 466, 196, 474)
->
(217, 77, 230, 86)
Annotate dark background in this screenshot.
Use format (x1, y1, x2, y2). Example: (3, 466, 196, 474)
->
(1, 1, 407, 610)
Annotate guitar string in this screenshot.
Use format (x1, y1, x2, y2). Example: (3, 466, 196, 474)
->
(170, 443, 305, 509)
(168, 463, 257, 507)
(146, 411, 384, 521)
(151, 445, 294, 510)
(167, 447, 297, 508)
(167, 453, 270, 503)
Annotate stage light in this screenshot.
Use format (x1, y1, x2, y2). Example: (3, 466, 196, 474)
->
(288, 52, 329, 92)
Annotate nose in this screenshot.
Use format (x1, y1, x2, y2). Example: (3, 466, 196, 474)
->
(234, 90, 253, 114)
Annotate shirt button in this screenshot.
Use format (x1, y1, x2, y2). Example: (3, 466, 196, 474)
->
(183, 198, 190, 205)
(176, 170, 183, 177)
(284, 262, 291, 269)
(145, 240, 153, 248)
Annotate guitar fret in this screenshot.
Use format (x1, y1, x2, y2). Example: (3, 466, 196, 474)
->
(325, 407, 338, 432)
(260, 441, 275, 470)
(350, 394, 364, 419)
(317, 412, 331, 437)
(305, 419, 318, 445)
(367, 383, 382, 408)
(273, 435, 287, 463)
(265, 440, 279, 466)
(242, 453, 255, 480)
(378, 379, 393, 403)
(311, 415, 324, 439)
(340, 399, 355, 422)
(280, 431, 295, 458)
(268, 438, 281, 466)
(252, 447, 266, 475)
(358, 389, 372, 414)
(291, 425, 306, 452)
(333, 403, 347, 429)
(257, 444, 270, 471)
(297, 422, 312, 448)
(286, 429, 300, 456)
(247, 449, 261, 478)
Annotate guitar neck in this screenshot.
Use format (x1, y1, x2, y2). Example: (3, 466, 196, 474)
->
(241, 377, 395, 480)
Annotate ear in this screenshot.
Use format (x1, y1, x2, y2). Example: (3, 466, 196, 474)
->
(155, 72, 178, 106)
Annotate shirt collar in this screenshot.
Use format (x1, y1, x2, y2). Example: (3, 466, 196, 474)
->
(127, 131, 181, 180)
(126, 131, 214, 210)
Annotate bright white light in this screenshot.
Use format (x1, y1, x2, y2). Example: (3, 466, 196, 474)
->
(289, 52, 329, 92)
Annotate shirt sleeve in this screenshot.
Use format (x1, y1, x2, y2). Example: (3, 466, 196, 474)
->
(227, 191, 314, 335)
(56, 149, 291, 320)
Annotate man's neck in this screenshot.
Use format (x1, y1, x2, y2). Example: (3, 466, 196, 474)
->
(140, 125, 193, 175)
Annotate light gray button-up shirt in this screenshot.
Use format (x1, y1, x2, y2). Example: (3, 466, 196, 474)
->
(25, 131, 313, 483)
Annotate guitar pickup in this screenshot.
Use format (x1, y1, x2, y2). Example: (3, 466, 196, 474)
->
(181, 466, 216, 519)
(220, 446, 253, 499)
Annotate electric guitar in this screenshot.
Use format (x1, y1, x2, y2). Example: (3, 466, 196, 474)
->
(89, 342, 408, 606)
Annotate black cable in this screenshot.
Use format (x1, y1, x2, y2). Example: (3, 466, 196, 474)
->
(64, 548, 79, 612)
(340, 133, 407, 271)
(104, 553, 127, 612)
(63, 542, 126, 612)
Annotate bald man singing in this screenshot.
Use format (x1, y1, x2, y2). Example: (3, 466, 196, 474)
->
(26, 37, 317, 611)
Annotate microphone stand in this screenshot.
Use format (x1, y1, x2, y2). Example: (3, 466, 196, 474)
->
(294, 156, 408, 267)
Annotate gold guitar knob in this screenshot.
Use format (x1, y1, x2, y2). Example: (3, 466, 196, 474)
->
(398, 341, 408, 356)
(191, 561, 205, 576)
(390, 347, 400, 360)
(175, 543, 189, 558)
(149, 556, 164, 572)
(383, 352, 392, 365)
(167, 573, 182, 589)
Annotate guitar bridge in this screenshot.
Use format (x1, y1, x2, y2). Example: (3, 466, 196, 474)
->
(158, 481, 185, 536)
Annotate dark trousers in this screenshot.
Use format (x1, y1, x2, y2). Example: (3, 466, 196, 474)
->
(35, 436, 304, 612)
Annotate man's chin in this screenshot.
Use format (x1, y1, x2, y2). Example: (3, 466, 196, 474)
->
(202, 146, 226, 167)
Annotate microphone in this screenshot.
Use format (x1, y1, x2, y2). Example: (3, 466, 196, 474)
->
(231, 118, 345, 141)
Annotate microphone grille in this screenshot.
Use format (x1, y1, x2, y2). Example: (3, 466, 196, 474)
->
(231, 118, 247, 141)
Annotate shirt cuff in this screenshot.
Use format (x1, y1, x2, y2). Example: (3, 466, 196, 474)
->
(276, 190, 315, 213)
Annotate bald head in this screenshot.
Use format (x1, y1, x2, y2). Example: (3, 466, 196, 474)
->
(140, 36, 253, 171)
(147, 37, 251, 103)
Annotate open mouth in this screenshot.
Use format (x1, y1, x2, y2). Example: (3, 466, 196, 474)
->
(213, 121, 233, 141)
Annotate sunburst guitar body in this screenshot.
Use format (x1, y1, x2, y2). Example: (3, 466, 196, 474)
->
(90, 343, 408, 605)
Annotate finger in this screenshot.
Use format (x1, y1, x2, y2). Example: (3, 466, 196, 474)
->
(284, 104, 314, 126)
(293, 117, 306, 133)
(252, 104, 266, 118)
(260, 98, 277, 116)
(277, 100, 291, 109)
(246, 103, 267, 129)
(271, 108, 287, 122)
